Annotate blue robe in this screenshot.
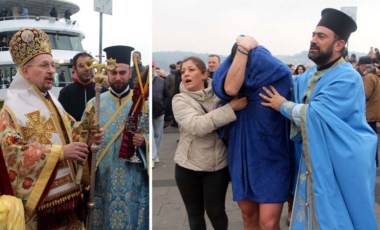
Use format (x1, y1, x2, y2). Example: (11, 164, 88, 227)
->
(280, 61, 377, 229)
(212, 46, 292, 202)
(86, 91, 149, 230)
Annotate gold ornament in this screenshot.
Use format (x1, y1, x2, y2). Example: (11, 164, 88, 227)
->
(9, 28, 51, 66)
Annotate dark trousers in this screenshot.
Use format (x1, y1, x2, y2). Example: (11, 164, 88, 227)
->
(368, 122, 379, 167)
(175, 164, 230, 230)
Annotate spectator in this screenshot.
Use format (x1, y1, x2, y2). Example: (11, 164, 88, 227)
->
(357, 55, 380, 168)
(58, 52, 108, 121)
(294, 64, 306, 75)
(0, 37, 8, 51)
(130, 51, 145, 89)
(173, 56, 247, 230)
(207, 54, 220, 79)
(50, 7, 57, 18)
(64, 9, 71, 20)
(21, 7, 28, 17)
(58, 70, 65, 87)
(0, 8, 8, 20)
(152, 61, 169, 164)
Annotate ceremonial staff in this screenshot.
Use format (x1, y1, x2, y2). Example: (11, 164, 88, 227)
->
(124, 56, 149, 164)
(74, 58, 116, 227)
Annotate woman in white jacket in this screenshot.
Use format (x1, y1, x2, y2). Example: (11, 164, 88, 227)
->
(172, 56, 247, 230)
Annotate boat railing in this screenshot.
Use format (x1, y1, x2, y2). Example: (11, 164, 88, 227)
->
(0, 15, 76, 24)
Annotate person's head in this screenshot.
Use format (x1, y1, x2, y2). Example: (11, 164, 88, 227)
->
(132, 51, 142, 65)
(207, 54, 220, 72)
(9, 28, 54, 93)
(357, 56, 373, 75)
(176, 61, 182, 71)
(103, 45, 134, 93)
(72, 52, 94, 84)
(294, 65, 306, 75)
(180, 56, 207, 92)
(308, 8, 357, 67)
(287, 64, 295, 74)
(169, 64, 176, 71)
(349, 53, 357, 63)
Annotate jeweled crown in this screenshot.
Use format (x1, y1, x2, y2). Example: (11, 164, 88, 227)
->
(9, 28, 52, 66)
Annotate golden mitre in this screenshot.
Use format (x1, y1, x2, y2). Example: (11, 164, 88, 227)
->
(9, 28, 51, 66)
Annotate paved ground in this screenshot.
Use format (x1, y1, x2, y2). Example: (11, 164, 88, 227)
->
(152, 126, 380, 229)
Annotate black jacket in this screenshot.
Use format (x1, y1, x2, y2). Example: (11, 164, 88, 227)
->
(152, 76, 169, 118)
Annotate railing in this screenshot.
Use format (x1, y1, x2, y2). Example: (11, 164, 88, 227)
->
(0, 15, 76, 24)
(0, 47, 9, 52)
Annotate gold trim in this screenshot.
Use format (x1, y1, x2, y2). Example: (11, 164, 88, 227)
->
(24, 145, 61, 216)
(299, 105, 318, 229)
(103, 92, 133, 131)
(38, 189, 81, 211)
(95, 92, 133, 167)
(2, 106, 22, 134)
(96, 125, 124, 167)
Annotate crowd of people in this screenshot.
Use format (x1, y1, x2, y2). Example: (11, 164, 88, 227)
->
(153, 8, 379, 230)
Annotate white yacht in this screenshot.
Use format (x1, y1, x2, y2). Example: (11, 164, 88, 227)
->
(0, 0, 85, 101)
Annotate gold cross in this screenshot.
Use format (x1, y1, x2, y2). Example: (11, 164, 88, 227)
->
(84, 58, 116, 84)
(75, 107, 99, 145)
(21, 111, 56, 144)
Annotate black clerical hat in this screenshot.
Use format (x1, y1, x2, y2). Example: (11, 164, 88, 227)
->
(317, 8, 357, 42)
(103, 45, 135, 65)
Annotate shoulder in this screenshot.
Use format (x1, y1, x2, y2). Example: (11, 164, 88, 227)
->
(173, 93, 192, 104)
(60, 82, 77, 92)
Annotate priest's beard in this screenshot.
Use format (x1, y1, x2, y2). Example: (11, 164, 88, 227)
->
(110, 82, 128, 94)
(308, 42, 334, 66)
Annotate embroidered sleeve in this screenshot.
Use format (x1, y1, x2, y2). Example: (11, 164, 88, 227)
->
(280, 100, 304, 127)
(0, 109, 54, 199)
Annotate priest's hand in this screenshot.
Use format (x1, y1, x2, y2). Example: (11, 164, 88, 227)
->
(259, 85, 286, 111)
(132, 133, 144, 148)
(63, 142, 89, 163)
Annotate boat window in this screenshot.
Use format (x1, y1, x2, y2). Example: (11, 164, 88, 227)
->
(69, 37, 83, 51)
(55, 35, 72, 50)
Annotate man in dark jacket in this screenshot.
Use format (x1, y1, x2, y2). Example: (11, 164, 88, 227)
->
(58, 52, 108, 121)
(130, 51, 145, 89)
(152, 61, 169, 164)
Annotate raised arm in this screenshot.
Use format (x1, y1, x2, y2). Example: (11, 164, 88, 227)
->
(224, 35, 259, 97)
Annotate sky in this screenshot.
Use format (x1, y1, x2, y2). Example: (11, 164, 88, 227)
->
(153, 0, 380, 56)
(72, 0, 152, 65)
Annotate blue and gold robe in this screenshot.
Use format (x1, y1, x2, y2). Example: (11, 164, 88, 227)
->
(86, 91, 149, 230)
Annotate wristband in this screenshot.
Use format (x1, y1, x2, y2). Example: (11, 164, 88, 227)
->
(237, 48, 249, 56)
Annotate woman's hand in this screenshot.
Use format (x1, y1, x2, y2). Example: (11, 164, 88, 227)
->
(229, 97, 248, 111)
